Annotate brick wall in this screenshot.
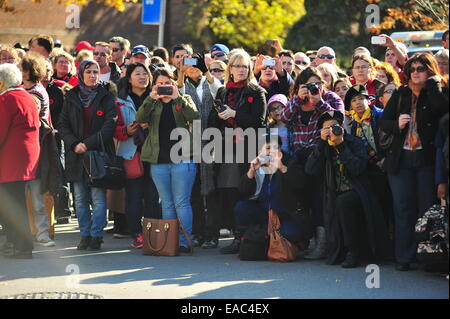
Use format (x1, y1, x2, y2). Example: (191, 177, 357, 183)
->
(0, 0, 198, 52)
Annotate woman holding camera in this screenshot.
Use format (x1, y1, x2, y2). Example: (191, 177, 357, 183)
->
(208, 49, 267, 254)
(136, 68, 199, 254)
(59, 59, 117, 251)
(380, 52, 449, 271)
(306, 111, 392, 267)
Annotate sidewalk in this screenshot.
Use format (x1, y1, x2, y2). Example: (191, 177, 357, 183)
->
(0, 218, 448, 299)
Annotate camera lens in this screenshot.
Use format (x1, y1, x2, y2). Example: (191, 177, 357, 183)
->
(308, 83, 319, 95)
(331, 125, 343, 136)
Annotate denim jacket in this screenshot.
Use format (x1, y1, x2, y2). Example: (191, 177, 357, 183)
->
(116, 96, 137, 160)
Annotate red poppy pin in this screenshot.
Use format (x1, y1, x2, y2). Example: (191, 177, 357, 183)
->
(175, 105, 182, 111)
(49, 99, 54, 105)
(97, 110, 104, 117)
(247, 97, 254, 103)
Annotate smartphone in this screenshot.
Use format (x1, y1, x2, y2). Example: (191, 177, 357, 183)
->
(259, 154, 272, 165)
(183, 57, 198, 66)
(265, 40, 275, 46)
(157, 86, 173, 96)
(263, 59, 276, 67)
(371, 36, 386, 45)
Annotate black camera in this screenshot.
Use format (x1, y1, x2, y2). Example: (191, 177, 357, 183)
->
(302, 83, 320, 96)
(214, 99, 227, 113)
(157, 86, 173, 96)
(330, 124, 343, 136)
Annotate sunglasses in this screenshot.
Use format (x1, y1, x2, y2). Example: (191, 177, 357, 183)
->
(295, 60, 308, 65)
(211, 52, 226, 58)
(269, 105, 284, 112)
(409, 66, 427, 73)
(317, 54, 335, 59)
(262, 66, 275, 71)
(210, 68, 224, 73)
(93, 52, 108, 57)
(383, 89, 395, 95)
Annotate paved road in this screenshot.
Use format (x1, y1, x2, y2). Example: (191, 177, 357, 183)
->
(0, 219, 448, 299)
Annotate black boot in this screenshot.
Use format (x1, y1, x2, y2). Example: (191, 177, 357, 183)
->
(77, 236, 91, 250)
(220, 229, 243, 254)
(341, 252, 361, 268)
(88, 237, 103, 251)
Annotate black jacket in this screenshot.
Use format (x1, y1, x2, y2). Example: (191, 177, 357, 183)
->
(208, 82, 267, 175)
(380, 76, 449, 175)
(305, 134, 393, 264)
(58, 83, 117, 182)
(238, 152, 309, 230)
(37, 120, 61, 195)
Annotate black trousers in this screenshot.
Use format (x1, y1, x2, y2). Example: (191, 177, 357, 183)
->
(336, 190, 371, 261)
(0, 181, 33, 252)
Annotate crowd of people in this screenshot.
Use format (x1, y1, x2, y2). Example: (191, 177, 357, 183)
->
(0, 31, 448, 273)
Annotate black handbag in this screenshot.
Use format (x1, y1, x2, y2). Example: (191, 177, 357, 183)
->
(378, 94, 402, 150)
(83, 133, 126, 190)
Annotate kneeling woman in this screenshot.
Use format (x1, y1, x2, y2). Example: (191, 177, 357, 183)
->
(136, 68, 199, 254)
(229, 136, 310, 254)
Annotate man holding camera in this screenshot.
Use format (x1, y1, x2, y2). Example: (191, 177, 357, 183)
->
(305, 110, 392, 268)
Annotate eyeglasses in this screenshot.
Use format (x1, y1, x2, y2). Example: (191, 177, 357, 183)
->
(295, 60, 308, 65)
(57, 60, 70, 65)
(211, 52, 226, 58)
(383, 89, 395, 95)
(317, 54, 335, 59)
(210, 68, 224, 73)
(409, 66, 427, 73)
(353, 65, 370, 70)
(93, 52, 108, 57)
(231, 65, 249, 70)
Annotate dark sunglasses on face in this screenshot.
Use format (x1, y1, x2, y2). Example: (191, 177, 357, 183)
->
(269, 105, 284, 112)
(210, 68, 224, 73)
(262, 66, 275, 71)
(212, 52, 226, 58)
(295, 60, 308, 65)
(317, 54, 335, 59)
(409, 66, 427, 73)
(93, 52, 108, 57)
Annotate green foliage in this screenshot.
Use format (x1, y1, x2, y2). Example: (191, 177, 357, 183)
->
(185, 0, 306, 53)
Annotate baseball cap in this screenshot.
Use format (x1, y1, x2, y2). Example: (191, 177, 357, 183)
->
(268, 94, 288, 108)
(210, 44, 230, 55)
(344, 84, 370, 111)
(131, 45, 151, 58)
(76, 41, 94, 52)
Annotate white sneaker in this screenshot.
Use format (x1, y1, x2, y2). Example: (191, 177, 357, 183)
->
(36, 238, 55, 247)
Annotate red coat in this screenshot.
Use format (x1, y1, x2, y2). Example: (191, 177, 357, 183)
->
(0, 87, 40, 183)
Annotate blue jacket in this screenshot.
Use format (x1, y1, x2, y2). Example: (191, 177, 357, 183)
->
(116, 96, 138, 160)
(350, 105, 385, 158)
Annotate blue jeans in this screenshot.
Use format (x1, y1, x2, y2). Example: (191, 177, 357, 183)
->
(151, 162, 197, 247)
(73, 182, 107, 238)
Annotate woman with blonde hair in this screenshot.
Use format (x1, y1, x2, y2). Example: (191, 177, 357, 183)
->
(0, 46, 20, 65)
(317, 62, 339, 91)
(208, 48, 267, 254)
(52, 50, 78, 87)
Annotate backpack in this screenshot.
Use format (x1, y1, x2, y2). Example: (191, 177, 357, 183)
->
(415, 203, 448, 264)
(239, 224, 269, 261)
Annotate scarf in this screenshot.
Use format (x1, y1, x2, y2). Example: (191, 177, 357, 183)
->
(351, 107, 372, 137)
(224, 80, 247, 128)
(77, 59, 100, 108)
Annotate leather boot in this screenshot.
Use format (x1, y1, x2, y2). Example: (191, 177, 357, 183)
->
(77, 236, 91, 250)
(220, 229, 244, 254)
(304, 226, 327, 260)
(88, 237, 103, 251)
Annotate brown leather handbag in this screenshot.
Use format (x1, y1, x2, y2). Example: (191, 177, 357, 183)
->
(142, 218, 192, 256)
(267, 210, 299, 262)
